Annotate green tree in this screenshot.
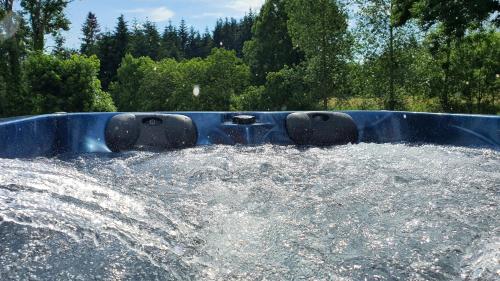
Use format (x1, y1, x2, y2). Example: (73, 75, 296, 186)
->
(140, 58, 185, 111)
(1, 0, 29, 117)
(393, 0, 499, 111)
(213, 14, 256, 57)
(450, 29, 499, 114)
(111, 48, 250, 111)
(110, 54, 154, 111)
(178, 19, 189, 57)
(234, 11, 256, 57)
(185, 27, 199, 58)
(230, 85, 265, 111)
(160, 21, 181, 59)
(353, 0, 427, 110)
(129, 19, 147, 57)
(213, 18, 236, 50)
(95, 32, 114, 90)
(393, 0, 499, 38)
(114, 15, 129, 59)
(262, 65, 316, 110)
(51, 30, 71, 58)
(243, 0, 303, 85)
(80, 12, 100, 55)
(287, 0, 352, 109)
(355, 0, 410, 109)
(23, 53, 115, 113)
(97, 15, 129, 90)
(199, 28, 214, 57)
(130, 20, 161, 60)
(199, 48, 251, 110)
(20, 0, 71, 51)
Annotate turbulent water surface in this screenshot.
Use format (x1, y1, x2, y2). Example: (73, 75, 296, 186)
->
(0, 144, 499, 280)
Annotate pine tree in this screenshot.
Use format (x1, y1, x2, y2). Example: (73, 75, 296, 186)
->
(213, 15, 255, 58)
(243, 0, 303, 84)
(80, 12, 100, 55)
(97, 14, 129, 90)
(200, 27, 214, 58)
(52, 30, 68, 58)
(235, 10, 255, 57)
(114, 14, 129, 60)
(178, 19, 189, 57)
(160, 21, 181, 59)
(130, 19, 147, 57)
(143, 21, 161, 60)
(185, 27, 199, 58)
(213, 19, 224, 48)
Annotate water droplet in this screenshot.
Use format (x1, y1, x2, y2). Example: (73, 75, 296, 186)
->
(193, 85, 200, 97)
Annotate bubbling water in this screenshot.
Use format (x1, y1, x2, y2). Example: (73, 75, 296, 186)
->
(0, 144, 498, 280)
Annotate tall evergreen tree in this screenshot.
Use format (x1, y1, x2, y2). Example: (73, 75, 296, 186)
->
(160, 21, 181, 59)
(129, 20, 148, 57)
(114, 14, 129, 60)
(213, 18, 224, 48)
(213, 13, 256, 58)
(95, 32, 114, 90)
(52, 30, 68, 58)
(185, 27, 200, 58)
(97, 15, 129, 90)
(20, 0, 71, 51)
(213, 18, 238, 51)
(235, 11, 255, 57)
(178, 19, 189, 57)
(243, 0, 303, 85)
(80, 12, 100, 55)
(143, 21, 161, 60)
(199, 27, 214, 57)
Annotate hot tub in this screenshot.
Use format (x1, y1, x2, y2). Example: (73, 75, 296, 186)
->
(0, 111, 499, 280)
(0, 111, 498, 158)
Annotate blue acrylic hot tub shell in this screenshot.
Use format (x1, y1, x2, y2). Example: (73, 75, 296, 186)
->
(0, 111, 499, 158)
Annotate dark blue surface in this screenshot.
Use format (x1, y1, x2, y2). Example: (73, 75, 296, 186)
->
(0, 111, 499, 158)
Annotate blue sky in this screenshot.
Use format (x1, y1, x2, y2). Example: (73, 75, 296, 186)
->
(17, 0, 265, 49)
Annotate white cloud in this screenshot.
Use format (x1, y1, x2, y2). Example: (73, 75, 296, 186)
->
(191, 12, 225, 19)
(122, 6, 175, 22)
(226, 0, 264, 13)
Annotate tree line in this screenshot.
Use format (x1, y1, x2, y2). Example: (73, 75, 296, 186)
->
(1, 0, 499, 117)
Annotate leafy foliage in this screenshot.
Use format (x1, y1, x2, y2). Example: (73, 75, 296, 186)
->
(0, 0, 498, 117)
(20, 0, 71, 51)
(393, 0, 499, 38)
(287, 0, 352, 109)
(243, 0, 303, 85)
(112, 48, 250, 112)
(23, 53, 115, 114)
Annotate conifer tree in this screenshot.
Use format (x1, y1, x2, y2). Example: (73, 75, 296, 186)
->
(80, 12, 100, 55)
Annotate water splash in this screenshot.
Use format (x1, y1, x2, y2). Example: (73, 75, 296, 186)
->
(0, 144, 498, 280)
